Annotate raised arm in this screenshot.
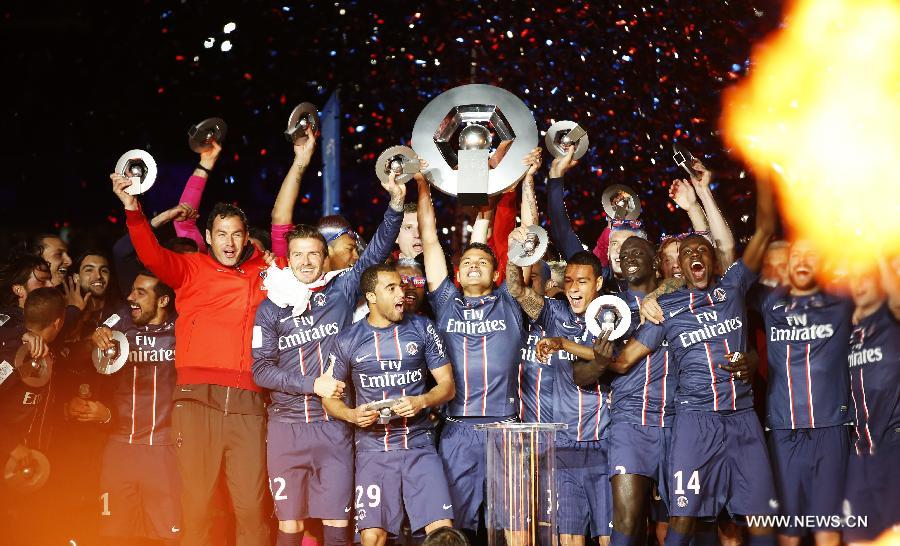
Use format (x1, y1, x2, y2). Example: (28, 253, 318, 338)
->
(271, 127, 317, 257)
(505, 227, 546, 321)
(740, 167, 777, 273)
(878, 257, 900, 320)
(690, 159, 736, 267)
(546, 146, 585, 260)
(174, 140, 223, 252)
(669, 178, 710, 235)
(417, 177, 449, 292)
(111, 174, 193, 289)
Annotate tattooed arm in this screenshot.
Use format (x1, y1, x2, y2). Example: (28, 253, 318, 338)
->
(506, 228, 545, 321)
(640, 277, 686, 324)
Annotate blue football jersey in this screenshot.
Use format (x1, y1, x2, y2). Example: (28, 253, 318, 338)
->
(759, 288, 852, 429)
(330, 314, 449, 452)
(611, 290, 676, 427)
(635, 260, 756, 412)
(428, 278, 526, 418)
(848, 303, 900, 456)
(518, 322, 554, 424)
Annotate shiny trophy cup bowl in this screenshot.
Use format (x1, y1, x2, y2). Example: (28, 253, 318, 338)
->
(3, 448, 50, 493)
(366, 398, 399, 425)
(115, 149, 158, 195)
(188, 117, 227, 153)
(585, 295, 632, 340)
(545, 120, 589, 160)
(508, 225, 549, 267)
(602, 184, 642, 221)
(284, 102, 319, 145)
(411, 84, 538, 206)
(91, 331, 130, 375)
(375, 146, 420, 186)
(13, 345, 53, 388)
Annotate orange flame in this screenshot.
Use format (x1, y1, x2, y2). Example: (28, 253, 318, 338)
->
(721, 0, 900, 269)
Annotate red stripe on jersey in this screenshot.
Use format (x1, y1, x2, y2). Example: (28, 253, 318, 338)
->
(316, 343, 330, 421)
(462, 339, 469, 416)
(689, 292, 696, 314)
(660, 351, 669, 426)
(129, 366, 137, 444)
(393, 327, 402, 358)
(641, 356, 651, 426)
(805, 343, 815, 427)
(299, 346, 309, 423)
(517, 363, 523, 420)
(704, 343, 719, 411)
(383, 390, 390, 452)
(150, 366, 158, 446)
(706, 293, 715, 307)
(849, 380, 862, 455)
(724, 339, 736, 410)
(481, 336, 488, 416)
(373, 331, 382, 360)
(858, 369, 874, 454)
(535, 368, 543, 423)
(595, 385, 602, 441)
(576, 389, 584, 441)
(786, 346, 796, 429)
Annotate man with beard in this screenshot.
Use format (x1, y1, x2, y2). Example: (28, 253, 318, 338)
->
(73, 270, 180, 545)
(67, 251, 119, 340)
(755, 240, 852, 546)
(251, 170, 407, 546)
(571, 236, 678, 546)
(417, 178, 526, 534)
(507, 236, 611, 546)
(397, 258, 428, 316)
(111, 173, 272, 546)
(842, 259, 899, 544)
(595, 171, 777, 546)
(323, 264, 455, 545)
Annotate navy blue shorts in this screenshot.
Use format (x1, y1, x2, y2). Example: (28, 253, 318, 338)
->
(439, 419, 489, 531)
(99, 441, 181, 540)
(556, 439, 612, 538)
(668, 410, 777, 518)
(843, 431, 900, 542)
(354, 445, 454, 535)
(266, 419, 353, 521)
(767, 426, 849, 536)
(609, 421, 672, 519)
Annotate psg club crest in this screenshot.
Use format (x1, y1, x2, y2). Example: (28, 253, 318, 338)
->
(313, 293, 327, 307)
(713, 288, 727, 302)
(405, 342, 419, 356)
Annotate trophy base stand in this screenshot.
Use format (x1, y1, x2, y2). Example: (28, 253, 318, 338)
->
(458, 193, 490, 207)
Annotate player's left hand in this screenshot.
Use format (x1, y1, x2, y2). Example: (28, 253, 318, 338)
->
(70, 399, 111, 423)
(536, 337, 564, 363)
(392, 395, 426, 418)
(720, 351, 756, 384)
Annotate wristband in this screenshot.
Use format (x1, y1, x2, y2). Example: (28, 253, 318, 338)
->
(196, 164, 213, 175)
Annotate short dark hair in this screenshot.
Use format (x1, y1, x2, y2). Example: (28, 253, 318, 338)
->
(206, 202, 249, 232)
(462, 242, 498, 270)
(0, 254, 49, 307)
(134, 269, 175, 310)
(402, 202, 418, 214)
(163, 236, 199, 253)
(423, 527, 470, 546)
(360, 264, 398, 296)
(623, 235, 656, 255)
(21, 233, 62, 259)
(74, 249, 112, 272)
(23, 287, 66, 330)
(285, 225, 329, 256)
(567, 250, 603, 277)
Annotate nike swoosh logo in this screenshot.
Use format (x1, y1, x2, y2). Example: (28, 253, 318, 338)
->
(772, 302, 785, 310)
(171, 526, 180, 533)
(345, 506, 352, 513)
(180, 388, 192, 392)
(356, 354, 372, 362)
(443, 504, 452, 510)
(669, 307, 686, 317)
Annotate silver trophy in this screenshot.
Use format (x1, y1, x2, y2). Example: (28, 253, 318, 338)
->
(188, 117, 227, 153)
(672, 143, 701, 179)
(284, 102, 319, 144)
(366, 398, 399, 425)
(508, 225, 549, 267)
(545, 120, 589, 160)
(602, 184, 642, 220)
(585, 295, 632, 340)
(411, 84, 538, 206)
(115, 150, 158, 195)
(375, 145, 420, 186)
(91, 331, 130, 375)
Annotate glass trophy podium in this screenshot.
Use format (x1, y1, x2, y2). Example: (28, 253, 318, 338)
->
(475, 422, 567, 546)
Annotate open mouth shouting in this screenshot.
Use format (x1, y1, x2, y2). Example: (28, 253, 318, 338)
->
(689, 260, 707, 283)
(129, 302, 142, 319)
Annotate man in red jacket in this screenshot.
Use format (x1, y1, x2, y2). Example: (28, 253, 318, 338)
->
(111, 172, 271, 546)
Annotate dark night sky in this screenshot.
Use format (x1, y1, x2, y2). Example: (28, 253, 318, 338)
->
(0, 0, 783, 255)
